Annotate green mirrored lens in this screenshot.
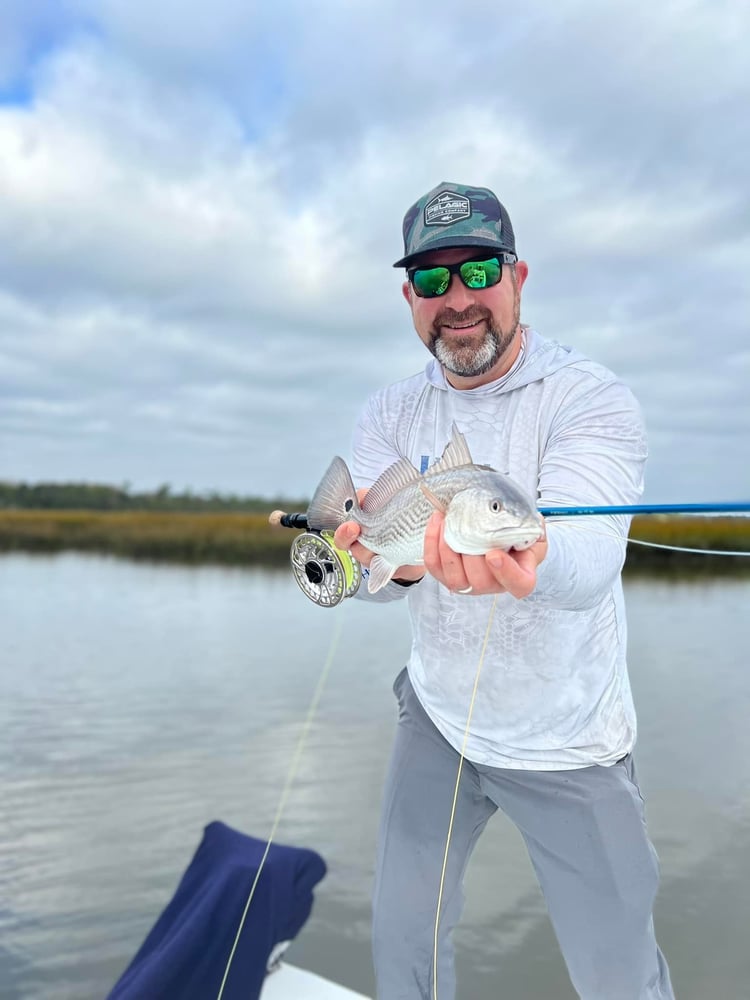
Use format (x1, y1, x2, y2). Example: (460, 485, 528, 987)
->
(414, 267, 450, 297)
(410, 257, 504, 297)
(459, 258, 501, 289)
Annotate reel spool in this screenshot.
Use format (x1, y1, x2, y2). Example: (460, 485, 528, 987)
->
(289, 530, 361, 607)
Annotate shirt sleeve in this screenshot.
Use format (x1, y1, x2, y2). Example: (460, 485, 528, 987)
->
(531, 374, 648, 611)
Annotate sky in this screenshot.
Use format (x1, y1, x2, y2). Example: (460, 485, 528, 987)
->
(1, 0, 748, 503)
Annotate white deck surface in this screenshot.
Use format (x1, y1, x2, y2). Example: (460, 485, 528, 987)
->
(261, 962, 370, 999)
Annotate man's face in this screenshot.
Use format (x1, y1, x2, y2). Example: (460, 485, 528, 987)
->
(402, 247, 529, 388)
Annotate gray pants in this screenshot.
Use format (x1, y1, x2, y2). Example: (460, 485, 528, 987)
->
(372, 669, 674, 1000)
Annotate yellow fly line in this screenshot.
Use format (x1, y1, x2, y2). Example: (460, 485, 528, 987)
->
(217, 588, 501, 1000)
(432, 595, 499, 1000)
(216, 617, 344, 1000)
(321, 529, 361, 590)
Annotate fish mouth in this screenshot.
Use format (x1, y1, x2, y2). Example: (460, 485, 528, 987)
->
(507, 533, 542, 551)
(446, 520, 544, 556)
(492, 520, 545, 551)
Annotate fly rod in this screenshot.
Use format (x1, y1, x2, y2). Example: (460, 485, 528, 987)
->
(270, 502, 750, 531)
(269, 502, 750, 607)
(538, 502, 750, 517)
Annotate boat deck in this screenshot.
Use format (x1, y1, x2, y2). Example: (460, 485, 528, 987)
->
(261, 962, 370, 998)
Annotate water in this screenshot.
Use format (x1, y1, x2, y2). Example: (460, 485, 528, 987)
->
(1, 553, 749, 999)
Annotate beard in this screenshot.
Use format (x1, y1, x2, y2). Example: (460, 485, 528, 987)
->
(428, 290, 521, 379)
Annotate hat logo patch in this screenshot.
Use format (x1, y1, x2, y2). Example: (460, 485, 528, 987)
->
(424, 191, 471, 227)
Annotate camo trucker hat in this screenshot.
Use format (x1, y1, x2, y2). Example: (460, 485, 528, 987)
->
(393, 182, 517, 268)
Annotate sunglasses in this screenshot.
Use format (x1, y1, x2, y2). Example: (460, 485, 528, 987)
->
(408, 253, 517, 298)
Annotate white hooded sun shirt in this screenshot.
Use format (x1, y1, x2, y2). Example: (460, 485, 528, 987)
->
(352, 328, 647, 770)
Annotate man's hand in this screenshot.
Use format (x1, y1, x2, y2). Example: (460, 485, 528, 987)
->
(423, 511, 547, 599)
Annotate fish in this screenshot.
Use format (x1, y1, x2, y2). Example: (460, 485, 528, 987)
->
(306, 425, 545, 593)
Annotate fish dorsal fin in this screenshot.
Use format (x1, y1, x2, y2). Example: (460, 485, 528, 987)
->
(427, 424, 474, 476)
(362, 457, 421, 513)
(361, 427, 473, 514)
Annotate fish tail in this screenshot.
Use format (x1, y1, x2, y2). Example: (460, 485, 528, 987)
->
(306, 456, 360, 532)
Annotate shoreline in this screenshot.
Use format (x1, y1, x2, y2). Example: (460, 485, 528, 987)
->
(0, 510, 748, 575)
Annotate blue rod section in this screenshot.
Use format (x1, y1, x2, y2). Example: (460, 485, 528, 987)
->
(538, 503, 750, 517)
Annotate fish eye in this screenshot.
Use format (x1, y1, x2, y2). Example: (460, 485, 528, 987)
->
(490, 499, 503, 513)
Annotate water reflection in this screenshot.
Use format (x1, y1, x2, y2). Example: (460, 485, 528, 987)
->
(1, 554, 749, 999)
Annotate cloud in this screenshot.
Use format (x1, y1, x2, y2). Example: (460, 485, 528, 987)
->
(1, 1, 749, 501)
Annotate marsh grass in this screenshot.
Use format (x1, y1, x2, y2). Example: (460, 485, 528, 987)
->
(0, 510, 296, 566)
(623, 514, 750, 576)
(0, 510, 748, 574)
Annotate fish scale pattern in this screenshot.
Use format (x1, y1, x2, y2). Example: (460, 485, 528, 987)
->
(350, 328, 647, 769)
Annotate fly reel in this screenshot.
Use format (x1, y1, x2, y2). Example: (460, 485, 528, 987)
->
(269, 511, 361, 607)
(289, 531, 361, 607)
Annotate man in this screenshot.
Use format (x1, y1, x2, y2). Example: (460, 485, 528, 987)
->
(334, 182, 674, 999)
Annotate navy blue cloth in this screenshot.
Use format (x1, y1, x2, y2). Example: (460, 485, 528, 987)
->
(108, 820, 327, 1000)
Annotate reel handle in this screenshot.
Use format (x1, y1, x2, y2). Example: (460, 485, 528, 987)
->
(269, 510, 309, 530)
